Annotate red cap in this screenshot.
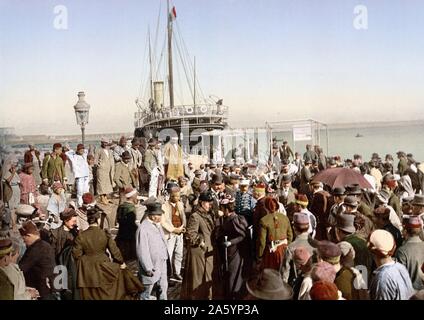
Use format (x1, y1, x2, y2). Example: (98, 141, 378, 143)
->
(82, 192, 95, 205)
(309, 281, 339, 300)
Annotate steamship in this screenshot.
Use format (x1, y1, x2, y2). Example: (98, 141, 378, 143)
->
(133, 1, 229, 153)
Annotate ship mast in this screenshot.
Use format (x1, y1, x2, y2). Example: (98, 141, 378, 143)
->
(193, 56, 196, 107)
(167, 0, 175, 108)
(148, 28, 154, 101)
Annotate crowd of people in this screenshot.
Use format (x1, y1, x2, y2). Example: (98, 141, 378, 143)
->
(1, 137, 424, 301)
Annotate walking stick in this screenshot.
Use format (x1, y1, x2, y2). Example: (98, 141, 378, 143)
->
(224, 235, 229, 272)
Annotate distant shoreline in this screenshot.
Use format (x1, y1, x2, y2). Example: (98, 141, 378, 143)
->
(2, 119, 423, 145)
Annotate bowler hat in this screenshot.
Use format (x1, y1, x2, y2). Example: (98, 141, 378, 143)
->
(198, 191, 213, 202)
(411, 194, 424, 207)
(246, 269, 293, 300)
(343, 195, 359, 207)
(332, 187, 345, 196)
(345, 184, 362, 195)
(210, 174, 223, 184)
(336, 214, 356, 234)
(144, 198, 164, 215)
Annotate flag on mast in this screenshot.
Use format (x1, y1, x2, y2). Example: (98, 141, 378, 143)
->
(170, 6, 177, 20)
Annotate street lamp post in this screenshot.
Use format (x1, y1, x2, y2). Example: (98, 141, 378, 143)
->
(73, 91, 90, 145)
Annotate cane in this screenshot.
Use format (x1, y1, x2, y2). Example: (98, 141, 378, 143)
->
(224, 236, 229, 272)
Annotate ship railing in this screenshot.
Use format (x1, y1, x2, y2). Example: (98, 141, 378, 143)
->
(134, 104, 229, 127)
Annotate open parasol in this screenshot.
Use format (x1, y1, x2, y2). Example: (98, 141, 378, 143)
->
(311, 167, 372, 189)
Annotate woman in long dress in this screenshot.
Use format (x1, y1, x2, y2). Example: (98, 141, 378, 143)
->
(215, 195, 251, 299)
(72, 209, 143, 300)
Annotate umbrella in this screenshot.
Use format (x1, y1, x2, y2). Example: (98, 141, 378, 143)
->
(311, 167, 372, 189)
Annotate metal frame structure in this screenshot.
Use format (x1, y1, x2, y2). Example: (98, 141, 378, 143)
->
(265, 119, 330, 156)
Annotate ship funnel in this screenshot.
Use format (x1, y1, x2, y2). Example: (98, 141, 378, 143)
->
(153, 81, 164, 110)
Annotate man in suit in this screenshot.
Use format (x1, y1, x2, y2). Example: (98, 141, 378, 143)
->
(136, 198, 169, 300)
(209, 174, 224, 217)
(161, 187, 186, 282)
(299, 159, 313, 196)
(19, 221, 56, 300)
(279, 141, 294, 162)
(278, 174, 297, 208)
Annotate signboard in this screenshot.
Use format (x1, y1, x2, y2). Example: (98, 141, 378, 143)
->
(293, 125, 312, 141)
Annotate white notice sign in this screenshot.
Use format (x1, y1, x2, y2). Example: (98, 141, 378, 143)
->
(293, 125, 312, 141)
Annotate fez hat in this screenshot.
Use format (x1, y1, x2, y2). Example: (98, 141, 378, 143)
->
(52, 143, 62, 150)
(124, 187, 138, 198)
(82, 193, 96, 206)
(77, 144, 85, 151)
(310, 281, 339, 300)
(406, 216, 423, 229)
(246, 269, 293, 300)
(295, 194, 309, 207)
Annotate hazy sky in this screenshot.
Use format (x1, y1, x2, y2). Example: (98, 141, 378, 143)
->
(1, 0, 424, 136)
